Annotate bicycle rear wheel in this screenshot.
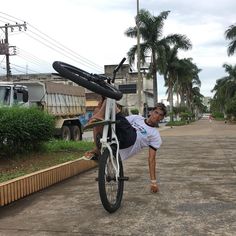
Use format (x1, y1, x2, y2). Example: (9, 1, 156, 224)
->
(98, 147, 124, 213)
(52, 61, 123, 100)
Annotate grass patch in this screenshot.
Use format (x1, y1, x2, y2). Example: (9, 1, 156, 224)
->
(166, 120, 189, 126)
(0, 139, 95, 183)
(41, 139, 95, 152)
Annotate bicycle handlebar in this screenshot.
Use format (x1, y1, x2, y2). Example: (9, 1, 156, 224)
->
(112, 57, 126, 83)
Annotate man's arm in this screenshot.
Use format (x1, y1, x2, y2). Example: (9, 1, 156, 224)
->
(148, 147, 159, 193)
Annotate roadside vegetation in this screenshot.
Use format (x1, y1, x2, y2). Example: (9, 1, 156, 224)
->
(0, 107, 94, 183)
(0, 139, 94, 183)
(210, 24, 236, 121)
(0, 106, 55, 156)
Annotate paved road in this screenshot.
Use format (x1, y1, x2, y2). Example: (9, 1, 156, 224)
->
(0, 119, 236, 235)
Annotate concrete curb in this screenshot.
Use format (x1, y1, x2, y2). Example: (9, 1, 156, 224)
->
(0, 159, 97, 207)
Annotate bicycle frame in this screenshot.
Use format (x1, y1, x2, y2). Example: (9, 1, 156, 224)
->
(100, 97, 120, 181)
(52, 59, 127, 213)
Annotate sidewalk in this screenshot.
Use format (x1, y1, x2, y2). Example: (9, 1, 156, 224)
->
(0, 119, 236, 235)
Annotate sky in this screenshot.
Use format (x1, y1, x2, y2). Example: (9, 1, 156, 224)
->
(1, 0, 236, 100)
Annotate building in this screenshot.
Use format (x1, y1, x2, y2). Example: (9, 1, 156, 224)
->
(0, 63, 155, 116)
(202, 96, 211, 112)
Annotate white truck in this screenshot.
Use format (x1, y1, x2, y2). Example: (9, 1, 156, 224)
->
(0, 80, 86, 141)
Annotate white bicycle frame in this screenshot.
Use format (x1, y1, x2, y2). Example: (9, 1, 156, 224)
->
(99, 97, 120, 181)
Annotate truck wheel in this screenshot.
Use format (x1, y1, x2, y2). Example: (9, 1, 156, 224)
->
(61, 126, 71, 141)
(70, 125, 81, 141)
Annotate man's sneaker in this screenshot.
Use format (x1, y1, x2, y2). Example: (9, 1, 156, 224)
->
(81, 151, 99, 161)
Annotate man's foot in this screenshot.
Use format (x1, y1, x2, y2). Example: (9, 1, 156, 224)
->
(88, 117, 104, 124)
(83, 118, 105, 130)
(81, 149, 100, 161)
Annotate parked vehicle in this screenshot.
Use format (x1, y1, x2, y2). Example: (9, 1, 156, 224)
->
(0, 81, 86, 141)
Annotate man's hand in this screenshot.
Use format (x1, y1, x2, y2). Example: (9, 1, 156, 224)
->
(150, 181, 159, 193)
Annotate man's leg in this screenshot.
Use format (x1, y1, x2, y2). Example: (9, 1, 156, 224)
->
(83, 98, 122, 160)
(88, 98, 106, 123)
(83, 97, 106, 160)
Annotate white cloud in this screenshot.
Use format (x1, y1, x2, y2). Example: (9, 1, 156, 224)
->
(1, 0, 236, 98)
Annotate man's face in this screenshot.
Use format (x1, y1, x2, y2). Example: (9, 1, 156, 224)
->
(149, 108, 165, 123)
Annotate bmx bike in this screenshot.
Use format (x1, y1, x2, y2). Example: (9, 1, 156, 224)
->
(52, 58, 129, 213)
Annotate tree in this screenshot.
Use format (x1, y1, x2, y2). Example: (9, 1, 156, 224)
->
(226, 95, 236, 118)
(225, 24, 236, 56)
(211, 63, 236, 117)
(157, 43, 192, 121)
(125, 9, 191, 104)
(176, 58, 201, 108)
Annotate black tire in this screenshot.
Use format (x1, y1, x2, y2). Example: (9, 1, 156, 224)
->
(61, 126, 71, 141)
(70, 125, 81, 141)
(52, 61, 123, 100)
(98, 147, 124, 213)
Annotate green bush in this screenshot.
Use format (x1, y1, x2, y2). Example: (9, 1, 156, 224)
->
(180, 112, 190, 121)
(212, 111, 224, 119)
(166, 120, 187, 126)
(0, 107, 55, 156)
(130, 108, 139, 115)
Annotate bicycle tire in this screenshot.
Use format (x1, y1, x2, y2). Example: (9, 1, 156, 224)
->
(52, 61, 123, 100)
(98, 147, 124, 213)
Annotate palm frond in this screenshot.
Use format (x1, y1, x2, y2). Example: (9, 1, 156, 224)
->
(225, 24, 236, 39)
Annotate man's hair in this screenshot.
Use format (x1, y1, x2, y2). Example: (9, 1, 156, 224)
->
(154, 103, 167, 116)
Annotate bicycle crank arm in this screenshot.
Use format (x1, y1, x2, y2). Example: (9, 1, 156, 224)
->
(95, 176, 129, 181)
(118, 176, 129, 181)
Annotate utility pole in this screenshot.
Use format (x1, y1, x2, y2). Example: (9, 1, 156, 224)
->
(136, 0, 142, 114)
(0, 22, 27, 80)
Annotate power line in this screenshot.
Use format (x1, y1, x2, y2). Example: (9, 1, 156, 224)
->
(11, 62, 41, 74)
(0, 12, 104, 74)
(28, 23, 103, 71)
(24, 30, 102, 73)
(0, 55, 5, 65)
(17, 47, 51, 65)
(0, 12, 25, 23)
(0, 22, 27, 79)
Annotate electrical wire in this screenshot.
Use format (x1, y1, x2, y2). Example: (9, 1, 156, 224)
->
(28, 23, 103, 71)
(11, 63, 41, 74)
(0, 11, 104, 75)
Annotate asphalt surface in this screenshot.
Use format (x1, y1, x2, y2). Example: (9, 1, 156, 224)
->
(0, 119, 236, 236)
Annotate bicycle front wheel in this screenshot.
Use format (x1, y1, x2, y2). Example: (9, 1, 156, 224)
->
(98, 148, 124, 213)
(52, 61, 123, 100)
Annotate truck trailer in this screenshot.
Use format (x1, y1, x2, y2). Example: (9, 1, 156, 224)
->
(0, 80, 86, 141)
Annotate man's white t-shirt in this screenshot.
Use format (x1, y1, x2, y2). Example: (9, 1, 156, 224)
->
(119, 115, 162, 160)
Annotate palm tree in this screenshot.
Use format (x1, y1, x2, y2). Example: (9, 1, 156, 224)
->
(211, 77, 229, 114)
(176, 58, 201, 107)
(225, 24, 236, 56)
(211, 63, 236, 114)
(125, 9, 192, 104)
(157, 43, 192, 121)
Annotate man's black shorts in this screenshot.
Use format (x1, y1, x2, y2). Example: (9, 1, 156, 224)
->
(115, 113, 137, 149)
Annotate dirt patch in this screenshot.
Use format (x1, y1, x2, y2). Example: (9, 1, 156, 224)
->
(0, 151, 85, 183)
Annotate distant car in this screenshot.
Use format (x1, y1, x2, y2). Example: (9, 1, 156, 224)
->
(201, 113, 210, 120)
(159, 118, 167, 123)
